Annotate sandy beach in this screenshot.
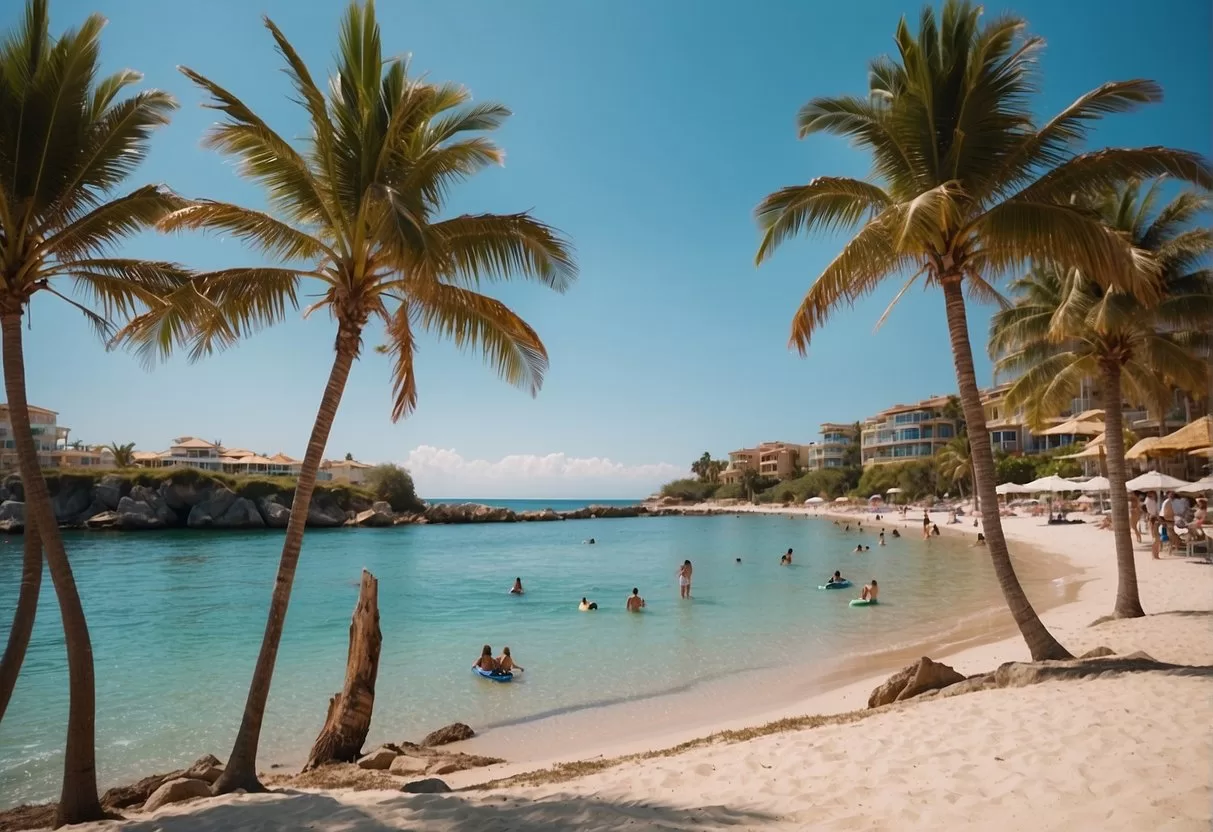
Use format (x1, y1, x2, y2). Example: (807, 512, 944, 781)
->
(59, 506, 1213, 831)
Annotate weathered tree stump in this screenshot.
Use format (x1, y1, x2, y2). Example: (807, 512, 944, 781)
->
(303, 569, 381, 771)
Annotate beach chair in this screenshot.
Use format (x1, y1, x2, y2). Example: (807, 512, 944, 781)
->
(1183, 528, 1211, 561)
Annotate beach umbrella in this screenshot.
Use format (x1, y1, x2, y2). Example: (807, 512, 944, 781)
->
(1124, 471, 1192, 492)
(805, 496, 826, 504)
(1190, 446, 1212, 459)
(995, 482, 1034, 495)
(868, 493, 883, 501)
(1176, 476, 1213, 495)
(885, 487, 903, 494)
(1076, 494, 1095, 504)
(833, 496, 850, 503)
(1078, 476, 1110, 492)
(1023, 474, 1083, 492)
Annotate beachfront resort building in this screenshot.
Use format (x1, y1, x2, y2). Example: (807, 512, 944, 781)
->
(321, 458, 374, 484)
(806, 423, 856, 471)
(133, 437, 329, 479)
(0, 403, 104, 471)
(720, 441, 812, 484)
(860, 396, 958, 466)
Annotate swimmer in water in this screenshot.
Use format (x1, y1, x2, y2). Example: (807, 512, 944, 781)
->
(509, 577, 524, 595)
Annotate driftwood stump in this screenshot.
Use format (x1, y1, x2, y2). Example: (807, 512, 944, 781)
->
(304, 569, 381, 771)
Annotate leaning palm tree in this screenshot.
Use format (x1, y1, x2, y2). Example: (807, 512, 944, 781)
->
(936, 436, 973, 501)
(132, 0, 576, 793)
(0, 0, 185, 823)
(991, 183, 1213, 618)
(106, 441, 137, 468)
(753, 0, 1211, 660)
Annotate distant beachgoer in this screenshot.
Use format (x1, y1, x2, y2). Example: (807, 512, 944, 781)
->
(496, 646, 523, 673)
(627, 587, 646, 612)
(579, 597, 598, 611)
(736, 557, 742, 563)
(780, 547, 793, 565)
(891, 529, 900, 538)
(854, 544, 864, 553)
(678, 560, 693, 598)
(475, 645, 499, 673)
(1129, 493, 1143, 544)
(878, 531, 886, 546)
(861, 579, 879, 602)
(975, 533, 986, 546)
(1193, 498, 1207, 532)
(509, 578, 524, 595)
(583, 538, 596, 545)
(845, 525, 851, 532)
(932, 524, 941, 536)
(829, 570, 844, 585)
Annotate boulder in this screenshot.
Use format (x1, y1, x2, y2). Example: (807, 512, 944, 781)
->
(425, 503, 516, 524)
(401, 778, 451, 794)
(141, 777, 212, 813)
(868, 657, 964, 708)
(257, 496, 291, 528)
(421, 722, 475, 747)
(429, 761, 461, 776)
(357, 746, 399, 770)
(85, 510, 119, 529)
(116, 485, 178, 530)
(371, 501, 394, 516)
(355, 507, 393, 527)
(307, 495, 347, 528)
(388, 755, 428, 775)
(188, 490, 265, 529)
(93, 474, 128, 510)
(2, 473, 24, 502)
(519, 509, 562, 522)
(184, 754, 224, 784)
(1080, 646, 1116, 659)
(0, 500, 25, 533)
(101, 769, 183, 811)
(51, 481, 95, 524)
(159, 479, 215, 512)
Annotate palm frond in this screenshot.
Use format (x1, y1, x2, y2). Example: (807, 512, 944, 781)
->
(421, 212, 577, 293)
(34, 184, 187, 265)
(158, 201, 334, 263)
(754, 177, 891, 263)
(382, 301, 418, 421)
(1015, 147, 1213, 203)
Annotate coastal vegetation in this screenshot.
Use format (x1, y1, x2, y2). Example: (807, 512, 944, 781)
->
(105, 443, 136, 468)
(752, 0, 1210, 661)
(0, 0, 192, 820)
(364, 464, 425, 514)
(135, 0, 577, 794)
(991, 181, 1213, 619)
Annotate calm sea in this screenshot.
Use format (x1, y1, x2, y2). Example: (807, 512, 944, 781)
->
(0, 507, 1068, 806)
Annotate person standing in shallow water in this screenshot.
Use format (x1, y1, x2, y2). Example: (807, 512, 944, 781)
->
(678, 560, 693, 598)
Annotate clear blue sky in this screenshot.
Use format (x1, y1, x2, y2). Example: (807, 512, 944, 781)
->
(13, 0, 1212, 497)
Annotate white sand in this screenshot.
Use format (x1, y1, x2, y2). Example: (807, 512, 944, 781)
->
(70, 507, 1213, 831)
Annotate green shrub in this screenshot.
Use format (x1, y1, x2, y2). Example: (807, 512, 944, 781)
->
(659, 478, 719, 502)
(713, 482, 745, 501)
(364, 464, 424, 512)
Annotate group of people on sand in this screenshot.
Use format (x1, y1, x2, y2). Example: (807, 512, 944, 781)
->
(474, 645, 523, 676)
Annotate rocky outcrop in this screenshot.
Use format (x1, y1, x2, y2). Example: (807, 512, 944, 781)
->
(115, 486, 178, 530)
(51, 481, 94, 524)
(518, 508, 562, 521)
(187, 488, 264, 529)
(356, 746, 399, 770)
(421, 722, 475, 747)
(159, 479, 214, 512)
(183, 754, 224, 784)
(258, 496, 291, 528)
(388, 755, 427, 775)
(141, 777, 212, 813)
(0, 500, 25, 533)
(307, 494, 348, 528)
(2, 474, 23, 502)
(85, 510, 119, 529)
(425, 503, 517, 524)
(868, 657, 965, 708)
(355, 507, 393, 527)
(94, 474, 128, 510)
(99, 755, 220, 811)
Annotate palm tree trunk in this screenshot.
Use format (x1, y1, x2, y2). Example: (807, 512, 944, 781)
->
(213, 324, 361, 794)
(0, 518, 40, 721)
(1100, 360, 1144, 618)
(0, 312, 106, 825)
(941, 279, 1072, 661)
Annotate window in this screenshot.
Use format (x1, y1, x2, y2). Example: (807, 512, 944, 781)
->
(938, 424, 954, 438)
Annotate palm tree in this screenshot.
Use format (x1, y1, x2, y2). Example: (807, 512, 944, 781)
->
(936, 436, 973, 500)
(691, 451, 712, 482)
(0, 1, 185, 822)
(106, 441, 137, 468)
(990, 182, 1213, 618)
(133, 0, 576, 793)
(752, 0, 1211, 660)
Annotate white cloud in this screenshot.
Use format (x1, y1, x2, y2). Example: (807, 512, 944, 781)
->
(401, 445, 686, 499)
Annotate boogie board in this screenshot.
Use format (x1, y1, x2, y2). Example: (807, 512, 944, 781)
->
(849, 598, 878, 607)
(473, 666, 514, 682)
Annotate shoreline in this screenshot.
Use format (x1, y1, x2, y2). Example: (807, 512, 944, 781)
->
(433, 501, 1206, 787)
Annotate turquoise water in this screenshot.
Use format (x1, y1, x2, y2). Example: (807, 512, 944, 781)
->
(0, 511, 1063, 806)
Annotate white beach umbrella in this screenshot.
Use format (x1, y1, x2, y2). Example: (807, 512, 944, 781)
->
(1024, 474, 1084, 493)
(805, 496, 826, 504)
(1078, 476, 1110, 492)
(995, 482, 1034, 495)
(885, 487, 903, 494)
(868, 493, 883, 501)
(1124, 471, 1192, 492)
(1076, 494, 1095, 504)
(1176, 476, 1213, 495)
(834, 496, 850, 503)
